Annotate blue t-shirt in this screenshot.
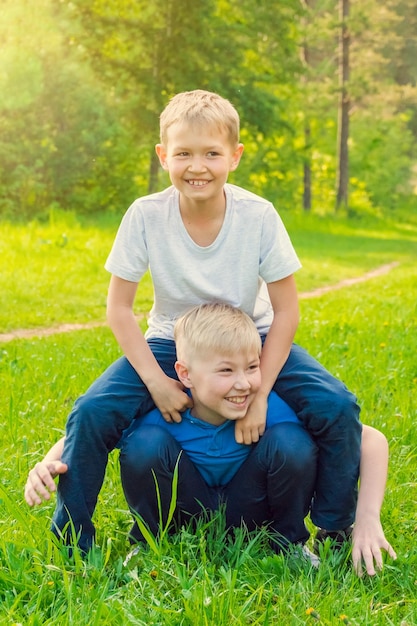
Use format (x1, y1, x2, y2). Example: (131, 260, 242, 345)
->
(123, 391, 300, 487)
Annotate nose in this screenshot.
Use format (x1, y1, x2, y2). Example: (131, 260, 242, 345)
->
(233, 371, 251, 391)
(188, 156, 207, 173)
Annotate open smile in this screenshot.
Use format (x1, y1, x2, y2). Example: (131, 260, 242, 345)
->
(225, 395, 249, 406)
(186, 179, 210, 187)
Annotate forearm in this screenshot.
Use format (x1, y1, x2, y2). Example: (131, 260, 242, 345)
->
(352, 425, 396, 575)
(259, 275, 299, 397)
(355, 426, 388, 522)
(107, 304, 166, 391)
(43, 437, 66, 463)
(259, 310, 298, 397)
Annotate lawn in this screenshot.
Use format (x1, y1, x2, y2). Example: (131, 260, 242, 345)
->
(1, 211, 416, 624)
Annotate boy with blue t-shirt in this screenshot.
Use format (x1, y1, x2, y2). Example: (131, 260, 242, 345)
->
(26, 304, 396, 575)
(49, 89, 362, 554)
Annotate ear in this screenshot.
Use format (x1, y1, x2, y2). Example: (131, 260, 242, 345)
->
(155, 144, 169, 170)
(230, 143, 244, 172)
(174, 360, 193, 388)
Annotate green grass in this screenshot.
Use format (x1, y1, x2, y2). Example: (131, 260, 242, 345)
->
(1, 212, 417, 624)
(2, 211, 416, 334)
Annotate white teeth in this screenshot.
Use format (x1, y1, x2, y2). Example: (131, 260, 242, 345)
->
(188, 180, 207, 186)
(226, 397, 247, 404)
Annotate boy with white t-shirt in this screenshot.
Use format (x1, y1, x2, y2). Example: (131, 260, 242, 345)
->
(51, 89, 362, 553)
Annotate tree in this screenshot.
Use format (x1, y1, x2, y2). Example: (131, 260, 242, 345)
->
(336, 0, 350, 210)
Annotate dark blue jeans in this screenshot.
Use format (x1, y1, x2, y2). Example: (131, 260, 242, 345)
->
(54, 340, 361, 552)
(119, 423, 318, 548)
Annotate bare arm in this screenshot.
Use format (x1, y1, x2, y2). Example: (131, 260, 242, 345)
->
(352, 425, 397, 575)
(235, 275, 299, 444)
(25, 437, 67, 506)
(107, 275, 192, 422)
(258, 275, 299, 396)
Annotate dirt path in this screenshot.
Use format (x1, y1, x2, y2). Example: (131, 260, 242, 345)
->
(1, 261, 399, 343)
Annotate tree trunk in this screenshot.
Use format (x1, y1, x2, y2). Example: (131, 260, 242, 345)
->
(303, 124, 312, 211)
(336, 0, 350, 211)
(301, 0, 312, 211)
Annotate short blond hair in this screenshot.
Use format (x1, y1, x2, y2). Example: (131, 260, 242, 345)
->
(159, 90, 240, 147)
(174, 303, 261, 364)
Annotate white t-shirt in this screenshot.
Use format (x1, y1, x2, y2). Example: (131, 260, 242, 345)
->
(105, 183, 301, 339)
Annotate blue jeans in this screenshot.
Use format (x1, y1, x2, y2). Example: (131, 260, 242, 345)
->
(119, 423, 318, 549)
(53, 340, 361, 552)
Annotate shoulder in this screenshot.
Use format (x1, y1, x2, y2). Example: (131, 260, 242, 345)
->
(225, 183, 273, 209)
(127, 186, 177, 216)
(225, 184, 281, 228)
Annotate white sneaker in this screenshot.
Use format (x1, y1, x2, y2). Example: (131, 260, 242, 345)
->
(300, 545, 321, 568)
(123, 545, 142, 568)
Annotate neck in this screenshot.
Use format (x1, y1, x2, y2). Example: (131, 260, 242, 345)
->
(179, 191, 226, 220)
(190, 406, 226, 427)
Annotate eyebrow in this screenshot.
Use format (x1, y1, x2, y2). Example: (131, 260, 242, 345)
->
(172, 144, 225, 152)
(215, 356, 260, 366)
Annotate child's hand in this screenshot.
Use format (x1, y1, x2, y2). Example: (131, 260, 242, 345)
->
(352, 514, 397, 576)
(25, 460, 68, 506)
(150, 376, 193, 424)
(234, 394, 267, 445)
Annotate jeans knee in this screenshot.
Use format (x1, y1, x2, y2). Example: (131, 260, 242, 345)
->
(263, 423, 317, 476)
(333, 387, 360, 421)
(303, 386, 362, 440)
(67, 389, 133, 446)
(120, 425, 178, 473)
(70, 393, 98, 427)
(284, 438, 317, 478)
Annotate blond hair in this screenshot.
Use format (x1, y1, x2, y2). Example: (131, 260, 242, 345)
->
(159, 90, 240, 146)
(174, 303, 261, 364)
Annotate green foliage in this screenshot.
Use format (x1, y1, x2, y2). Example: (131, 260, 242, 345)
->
(0, 0, 142, 218)
(0, 0, 416, 218)
(350, 111, 415, 211)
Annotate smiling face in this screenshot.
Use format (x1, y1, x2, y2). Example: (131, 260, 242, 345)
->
(175, 349, 261, 426)
(155, 121, 244, 212)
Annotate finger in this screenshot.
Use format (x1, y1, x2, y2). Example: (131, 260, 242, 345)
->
(243, 429, 257, 445)
(363, 550, 377, 576)
(351, 544, 363, 576)
(386, 544, 397, 560)
(37, 465, 58, 490)
(170, 410, 183, 424)
(161, 412, 174, 423)
(25, 482, 50, 506)
(55, 462, 69, 476)
(352, 553, 363, 577)
(32, 478, 53, 501)
(234, 427, 243, 444)
(24, 485, 40, 506)
(28, 468, 53, 495)
(249, 429, 260, 444)
(369, 550, 382, 575)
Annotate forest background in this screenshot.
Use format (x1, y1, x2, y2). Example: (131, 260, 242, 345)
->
(1, 0, 417, 221)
